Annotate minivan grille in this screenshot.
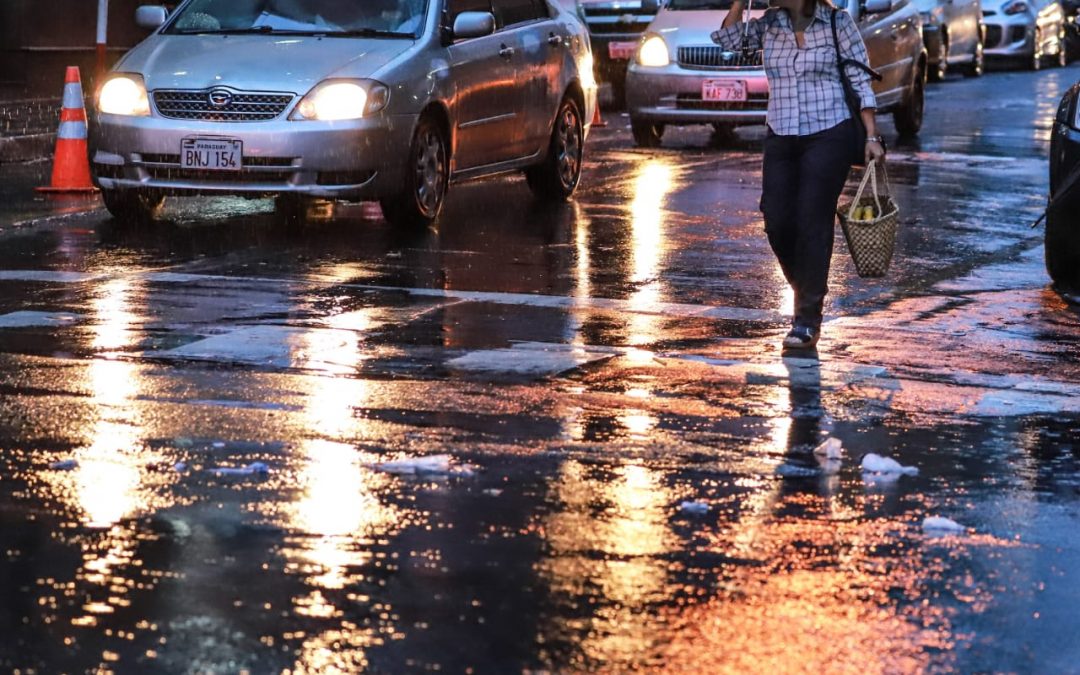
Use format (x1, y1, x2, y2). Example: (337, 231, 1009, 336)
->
(153, 90, 294, 122)
(678, 46, 764, 69)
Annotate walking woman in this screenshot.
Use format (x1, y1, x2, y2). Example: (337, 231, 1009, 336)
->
(712, 0, 885, 349)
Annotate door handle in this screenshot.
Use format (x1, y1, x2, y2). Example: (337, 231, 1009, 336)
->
(548, 33, 564, 46)
(499, 44, 516, 58)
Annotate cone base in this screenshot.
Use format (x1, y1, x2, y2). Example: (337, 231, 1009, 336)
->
(35, 186, 99, 194)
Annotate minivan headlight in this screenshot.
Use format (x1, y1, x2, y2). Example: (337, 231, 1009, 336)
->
(638, 36, 670, 67)
(98, 75, 151, 116)
(292, 80, 389, 121)
(1003, 0, 1029, 15)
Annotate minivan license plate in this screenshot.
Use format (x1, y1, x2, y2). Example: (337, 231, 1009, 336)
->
(608, 41, 638, 60)
(181, 138, 242, 171)
(702, 79, 747, 102)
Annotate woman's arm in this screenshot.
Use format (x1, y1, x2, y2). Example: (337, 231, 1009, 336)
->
(837, 12, 884, 163)
(711, 0, 765, 51)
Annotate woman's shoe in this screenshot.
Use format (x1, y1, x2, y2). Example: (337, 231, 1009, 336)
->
(782, 325, 819, 350)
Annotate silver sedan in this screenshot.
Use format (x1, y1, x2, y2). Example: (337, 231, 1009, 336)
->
(980, 0, 1068, 69)
(92, 0, 598, 228)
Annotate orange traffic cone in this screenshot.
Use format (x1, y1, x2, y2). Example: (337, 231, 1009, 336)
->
(37, 67, 97, 194)
(591, 101, 607, 128)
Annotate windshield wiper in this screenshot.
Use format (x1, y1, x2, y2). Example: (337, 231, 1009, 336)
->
(320, 28, 415, 39)
(174, 27, 326, 36)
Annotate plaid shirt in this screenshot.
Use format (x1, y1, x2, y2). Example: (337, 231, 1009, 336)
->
(711, 5, 877, 137)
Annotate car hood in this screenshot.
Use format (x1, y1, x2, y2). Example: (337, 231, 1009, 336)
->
(647, 8, 767, 44)
(116, 34, 415, 94)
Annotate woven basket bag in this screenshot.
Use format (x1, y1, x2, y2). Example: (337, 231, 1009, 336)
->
(836, 159, 900, 278)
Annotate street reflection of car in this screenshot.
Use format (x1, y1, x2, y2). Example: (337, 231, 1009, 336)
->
(578, 0, 661, 106)
(91, 0, 598, 229)
(625, 0, 928, 148)
(980, 0, 1068, 69)
(1046, 79, 1080, 290)
(913, 0, 985, 80)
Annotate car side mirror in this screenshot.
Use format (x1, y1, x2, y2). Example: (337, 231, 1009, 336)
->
(135, 5, 168, 30)
(452, 12, 496, 40)
(862, 0, 892, 14)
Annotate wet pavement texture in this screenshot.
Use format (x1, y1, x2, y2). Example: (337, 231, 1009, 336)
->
(1, 65, 1079, 673)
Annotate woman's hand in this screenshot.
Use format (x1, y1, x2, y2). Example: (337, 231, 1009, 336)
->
(865, 139, 886, 165)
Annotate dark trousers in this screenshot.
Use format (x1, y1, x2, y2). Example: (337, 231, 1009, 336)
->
(761, 119, 853, 329)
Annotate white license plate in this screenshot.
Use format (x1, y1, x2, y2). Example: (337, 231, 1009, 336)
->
(608, 41, 638, 60)
(181, 138, 243, 171)
(702, 79, 747, 102)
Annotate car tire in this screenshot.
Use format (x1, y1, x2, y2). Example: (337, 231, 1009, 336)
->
(1030, 31, 1043, 70)
(631, 119, 664, 148)
(101, 189, 164, 225)
(709, 123, 737, 147)
(962, 38, 985, 77)
(275, 194, 312, 227)
(380, 114, 449, 230)
(1045, 208, 1080, 290)
(1055, 32, 1068, 66)
(929, 36, 948, 82)
(525, 96, 585, 202)
(608, 76, 627, 111)
(893, 65, 925, 137)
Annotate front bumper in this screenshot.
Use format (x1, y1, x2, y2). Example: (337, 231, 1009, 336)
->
(982, 15, 1033, 58)
(91, 111, 416, 199)
(626, 64, 768, 125)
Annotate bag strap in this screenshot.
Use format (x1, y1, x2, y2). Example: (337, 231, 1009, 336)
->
(848, 159, 883, 219)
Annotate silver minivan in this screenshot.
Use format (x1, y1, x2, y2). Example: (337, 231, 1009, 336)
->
(91, 0, 598, 228)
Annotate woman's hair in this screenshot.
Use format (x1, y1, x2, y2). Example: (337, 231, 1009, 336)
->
(803, 0, 835, 16)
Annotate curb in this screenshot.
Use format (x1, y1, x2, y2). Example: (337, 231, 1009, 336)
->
(0, 133, 56, 164)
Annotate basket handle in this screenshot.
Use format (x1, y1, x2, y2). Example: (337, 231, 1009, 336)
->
(847, 159, 883, 220)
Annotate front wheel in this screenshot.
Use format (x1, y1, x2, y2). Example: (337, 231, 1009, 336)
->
(893, 67, 925, 137)
(101, 189, 165, 225)
(928, 37, 948, 81)
(1030, 31, 1044, 70)
(380, 114, 449, 230)
(962, 39, 985, 77)
(631, 119, 664, 148)
(526, 96, 584, 202)
(1055, 32, 1068, 66)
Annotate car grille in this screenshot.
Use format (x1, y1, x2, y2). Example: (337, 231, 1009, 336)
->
(985, 24, 1002, 47)
(153, 90, 295, 122)
(675, 93, 769, 111)
(678, 46, 764, 69)
(1009, 25, 1026, 42)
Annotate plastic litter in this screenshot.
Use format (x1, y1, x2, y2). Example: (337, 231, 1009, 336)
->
(374, 454, 473, 476)
(212, 442, 226, 449)
(922, 516, 965, 534)
(49, 459, 78, 471)
(679, 501, 710, 515)
(861, 453, 918, 475)
(208, 462, 269, 477)
(814, 437, 844, 459)
(483, 488, 504, 497)
(775, 462, 820, 478)
(174, 462, 188, 473)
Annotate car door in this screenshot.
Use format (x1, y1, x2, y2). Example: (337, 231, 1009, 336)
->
(447, 0, 528, 170)
(949, 0, 981, 57)
(512, 0, 568, 157)
(856, 3, 903, 106)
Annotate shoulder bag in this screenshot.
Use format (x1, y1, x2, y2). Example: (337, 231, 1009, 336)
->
(830, 9, 883, 167)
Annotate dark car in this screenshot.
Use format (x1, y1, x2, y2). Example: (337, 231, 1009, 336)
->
(1046, 79, 1080, 289)
(578, 0, 662, 105)
(913, 0, 985, 79)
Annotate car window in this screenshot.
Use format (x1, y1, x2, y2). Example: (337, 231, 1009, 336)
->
(166, 0, 428, 36)
(491, 0, 549, 28)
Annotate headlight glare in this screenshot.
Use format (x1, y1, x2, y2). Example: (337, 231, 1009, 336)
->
(638, 36, 670, 67)
(98, 75, 150, 116)
(293, 81, 389, 121)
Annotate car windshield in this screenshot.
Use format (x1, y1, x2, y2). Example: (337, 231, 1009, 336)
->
(667, 0, 738, 9)
(166, 0, 427, 36)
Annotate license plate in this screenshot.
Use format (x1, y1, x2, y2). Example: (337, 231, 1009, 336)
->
(702, 79, 747, 102)
(608, 41, 638, 60)
(181, 138, 242, 171)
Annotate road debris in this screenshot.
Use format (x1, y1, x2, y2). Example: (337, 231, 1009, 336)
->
(922, 516, 966, 534)
(861, 453, 919, 476)
(208, 462, 269, 477)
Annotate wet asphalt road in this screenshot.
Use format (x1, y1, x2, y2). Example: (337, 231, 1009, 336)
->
(1, 64, 1080, 673)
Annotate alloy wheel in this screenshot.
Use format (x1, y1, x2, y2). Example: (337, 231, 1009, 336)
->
(414, 126, 447, 218)
(555, 104, 582, 190)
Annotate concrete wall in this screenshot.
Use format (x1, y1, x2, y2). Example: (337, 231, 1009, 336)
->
(0, 0, 174, 98)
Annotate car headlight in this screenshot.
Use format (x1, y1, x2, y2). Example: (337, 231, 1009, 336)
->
(1003, 0, 1029, 15)
(291, 80, 389, 121)
(638, 35, 670, 68)
(98, 75, 151, 116)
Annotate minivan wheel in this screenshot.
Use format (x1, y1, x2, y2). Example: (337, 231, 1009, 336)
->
(631, 119, 664, 148)
(380, 115, 448, 230)
(1045, 208, 1080, 290)
(1030, 32, 1043, 70)
(101, 189, 165, 225)
(893, 67, 925, 137)
(929, 37, 948, 81)
(962, 39, 985, 77)
(526, 96, 584, 201)
(1055, 33, 1068, 67)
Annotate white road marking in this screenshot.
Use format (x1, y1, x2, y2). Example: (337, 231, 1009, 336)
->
(447, 342, 617, 376)
(0, 311, 83, 328)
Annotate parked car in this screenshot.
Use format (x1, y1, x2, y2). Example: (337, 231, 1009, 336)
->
(1046, 79, 1080, 289)
(578, 0, 662, 106)
(625, 0, 928, 147)
(913, 0, 985, 79)
(981, 0, 1068, 69)
(91, 0, 598, 229)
